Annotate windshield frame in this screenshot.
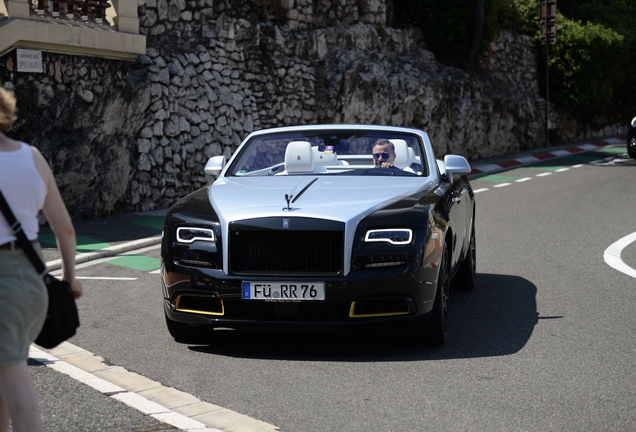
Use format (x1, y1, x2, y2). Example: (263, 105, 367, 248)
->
(225, 127, 430, 178)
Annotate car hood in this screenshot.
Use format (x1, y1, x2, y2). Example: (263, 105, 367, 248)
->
(209, 175, 435, 223)
(210, 175, 436, 276)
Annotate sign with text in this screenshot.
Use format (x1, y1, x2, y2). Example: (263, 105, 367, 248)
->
(17, 49, 43, 73)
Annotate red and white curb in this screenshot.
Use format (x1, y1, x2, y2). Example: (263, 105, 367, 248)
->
(469, 138, 625, 176)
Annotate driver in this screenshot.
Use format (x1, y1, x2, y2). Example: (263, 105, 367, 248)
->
(372, 139, 396, 168)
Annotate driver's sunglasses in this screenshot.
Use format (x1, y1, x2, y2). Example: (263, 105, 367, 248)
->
(373, 152, 392, 160)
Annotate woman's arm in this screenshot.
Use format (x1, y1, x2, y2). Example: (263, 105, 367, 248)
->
(32, 147, 83, 299)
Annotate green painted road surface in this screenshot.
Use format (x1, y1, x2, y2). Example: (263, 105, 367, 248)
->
(41, 215, 165, 272)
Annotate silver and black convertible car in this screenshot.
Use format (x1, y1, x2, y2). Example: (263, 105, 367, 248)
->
(161, 125, 476, 344)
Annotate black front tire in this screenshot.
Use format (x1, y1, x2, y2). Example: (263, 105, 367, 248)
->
(454, 222, 476, 291)
(165, 312, 213, 343)
(425, 245, 450, 345)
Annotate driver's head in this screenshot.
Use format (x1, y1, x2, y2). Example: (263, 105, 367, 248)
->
(372, 139, 396, 167)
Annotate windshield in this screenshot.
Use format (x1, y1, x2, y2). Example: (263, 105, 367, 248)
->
(227, 130, 428, 177)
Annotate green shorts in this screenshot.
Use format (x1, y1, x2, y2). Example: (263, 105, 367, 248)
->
(0, 243, 48, 366)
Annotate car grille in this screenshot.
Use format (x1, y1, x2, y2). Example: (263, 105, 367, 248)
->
(229, 229, 344, 275)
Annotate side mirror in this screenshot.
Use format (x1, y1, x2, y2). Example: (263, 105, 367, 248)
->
(204, 155, 226, 177)
(443, 154, 471, 180)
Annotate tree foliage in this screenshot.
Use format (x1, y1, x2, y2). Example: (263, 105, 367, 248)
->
(392, 0, 636, 122)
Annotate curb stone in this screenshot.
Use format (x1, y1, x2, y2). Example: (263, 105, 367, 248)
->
(468, 137, 626, 176)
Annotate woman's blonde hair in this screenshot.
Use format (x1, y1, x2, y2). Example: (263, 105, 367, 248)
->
(0, 87, 18, 133)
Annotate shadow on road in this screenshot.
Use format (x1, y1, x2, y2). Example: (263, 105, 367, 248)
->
(188, 273, 537, 362)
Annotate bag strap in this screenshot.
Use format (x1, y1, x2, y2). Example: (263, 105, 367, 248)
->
(0, 189, 46, 274)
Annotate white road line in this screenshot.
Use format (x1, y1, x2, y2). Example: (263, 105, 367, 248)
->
(31, 340, 280, 432)
(551, 149, 573, 157)
(76, 277, 138, 281)
(473, 188, 489, 193)
(516, 177, 532, 182)
(572, 164, 584, 168)
(515, 156, 540, 164)
(555, 168, 570, 172)
(604, 232, 636, 279)
(536, 172, 552, 177)
(29, 346, 226, 432)
(494, 183, 511, 188)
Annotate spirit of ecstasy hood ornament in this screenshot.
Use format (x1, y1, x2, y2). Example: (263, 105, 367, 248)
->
(283, 178, 318, 211)
(284, 194, 293, 211)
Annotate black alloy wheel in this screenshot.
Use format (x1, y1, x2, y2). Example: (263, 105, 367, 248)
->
(425, 244, 450, 344)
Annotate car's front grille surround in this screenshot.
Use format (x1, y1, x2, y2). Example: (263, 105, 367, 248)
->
(229, 228, 344, 275)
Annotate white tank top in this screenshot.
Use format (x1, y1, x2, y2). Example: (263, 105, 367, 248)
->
(0, 143, 48, 243)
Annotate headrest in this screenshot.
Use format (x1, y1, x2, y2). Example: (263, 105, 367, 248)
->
(312, 146, 338, 166)
(389, 139, 413, 169)
(285, 141, 315, 173)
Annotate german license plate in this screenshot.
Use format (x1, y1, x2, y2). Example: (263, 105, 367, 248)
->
(242, 281, 325, 301)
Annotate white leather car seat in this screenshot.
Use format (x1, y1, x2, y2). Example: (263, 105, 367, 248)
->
(312, 146, 338, 166)
(284, 141, 327, 174)
(390, 139, 414, 170)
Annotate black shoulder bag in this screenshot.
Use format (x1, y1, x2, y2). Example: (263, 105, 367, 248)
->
(0, 190, 80, 349)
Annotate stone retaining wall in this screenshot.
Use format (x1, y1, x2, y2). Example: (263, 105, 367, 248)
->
(0, 0, 626, 218)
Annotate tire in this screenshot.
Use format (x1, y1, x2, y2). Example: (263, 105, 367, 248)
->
(454, 221, 476, 291)
(165, 312, 212, 343)
(425, 244, 450, 345)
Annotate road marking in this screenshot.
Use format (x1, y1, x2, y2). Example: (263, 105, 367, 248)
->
(516, 177, 532, 182)
(555, 168, 570, 172)
(77, 277, 138, 281)
(108, 255, 161, 271)
(29, 345, 227, 432)
(536, 172, 552, 177)
(40, 233, 113, 254)
(494, 183, 511, 188)
(604, 232, 636, 279)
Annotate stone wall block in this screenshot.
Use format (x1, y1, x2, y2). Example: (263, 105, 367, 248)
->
(157, 0, 168, 22)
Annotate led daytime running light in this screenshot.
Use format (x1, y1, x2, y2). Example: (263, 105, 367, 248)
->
(176, 227, 215, 243)
(364, 229, 412, 245)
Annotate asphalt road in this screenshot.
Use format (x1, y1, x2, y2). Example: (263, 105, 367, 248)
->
(30, 142, 636, 431)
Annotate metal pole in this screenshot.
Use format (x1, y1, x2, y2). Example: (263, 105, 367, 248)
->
(545, 39, 549, 148)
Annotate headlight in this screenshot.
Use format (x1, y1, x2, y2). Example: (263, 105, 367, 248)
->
(631, 117, 636, 128)
(176, 227, 215, 243)
(364, 229, 413, 245)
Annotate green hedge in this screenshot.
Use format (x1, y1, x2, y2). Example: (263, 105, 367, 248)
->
(393, 0, 636, 122)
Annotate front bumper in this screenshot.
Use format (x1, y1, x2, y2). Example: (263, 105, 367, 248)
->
(161, 264, 438, 330)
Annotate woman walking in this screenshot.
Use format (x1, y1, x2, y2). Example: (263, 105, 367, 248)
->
(0, 86, 83, 432)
